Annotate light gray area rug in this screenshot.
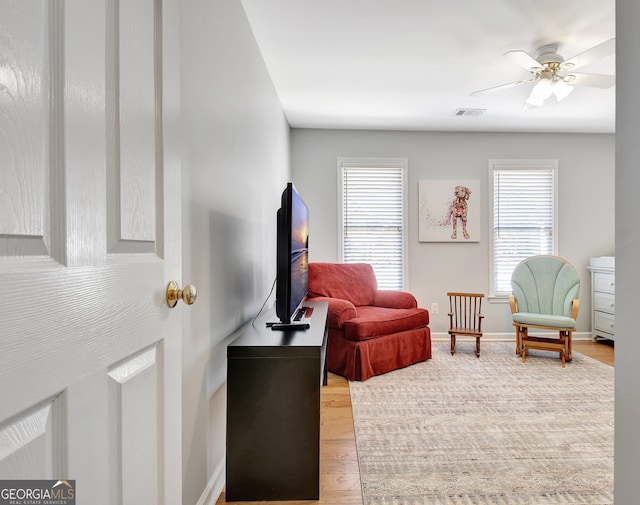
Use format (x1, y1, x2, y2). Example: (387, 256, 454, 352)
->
(349, 342, 614, 505)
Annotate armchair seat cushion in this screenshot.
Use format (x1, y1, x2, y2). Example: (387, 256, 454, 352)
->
(513, 312, 576, 329)
(345, 306, 429, 341)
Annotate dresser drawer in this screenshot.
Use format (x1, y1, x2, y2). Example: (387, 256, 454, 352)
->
(594, 272, 615, 294)
(594, 291, 615, 315)
(594, 311, 615, 335)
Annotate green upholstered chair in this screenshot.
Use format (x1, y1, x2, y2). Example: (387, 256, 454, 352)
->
(509, 255, 580, 367)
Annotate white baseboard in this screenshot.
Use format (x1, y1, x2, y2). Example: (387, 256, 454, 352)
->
(196, 458, 225, 505)
(567, 332, 593, 341)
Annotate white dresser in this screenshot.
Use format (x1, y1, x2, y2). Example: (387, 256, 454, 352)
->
(588, 257, 615, 341)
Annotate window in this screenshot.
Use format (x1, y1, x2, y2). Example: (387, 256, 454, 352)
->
(490, 159, 557, 297)
(338, 158, 407, 290)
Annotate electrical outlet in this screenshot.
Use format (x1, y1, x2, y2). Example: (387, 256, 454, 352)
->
(431, 302, 439, 315)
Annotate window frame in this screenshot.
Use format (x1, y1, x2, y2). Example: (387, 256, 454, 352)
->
(337, 157, 408, 290)
(488, 159, 558, 300)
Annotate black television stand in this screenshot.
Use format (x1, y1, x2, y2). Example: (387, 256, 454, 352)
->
(226, 300, 329, 501)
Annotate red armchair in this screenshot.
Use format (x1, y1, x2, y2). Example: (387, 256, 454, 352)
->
(307, 263, 431, 381)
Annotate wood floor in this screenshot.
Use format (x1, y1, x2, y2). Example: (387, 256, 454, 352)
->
(217, 339, 614, 505)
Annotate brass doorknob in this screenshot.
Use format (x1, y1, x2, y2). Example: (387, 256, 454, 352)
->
(166, 281, 197, 308)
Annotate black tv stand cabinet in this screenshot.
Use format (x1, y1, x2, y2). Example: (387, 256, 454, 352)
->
(226, 300, 329, 501)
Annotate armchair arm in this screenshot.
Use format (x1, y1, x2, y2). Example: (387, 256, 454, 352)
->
(571, 298, 580, 320)
(509, 295, 518, 315)
(478, 313, 485, 332)
(373, 290, 418, 309)
(307, 296, 357, 329)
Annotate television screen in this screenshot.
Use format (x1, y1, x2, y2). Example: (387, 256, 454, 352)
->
(276, 183, 309, 324)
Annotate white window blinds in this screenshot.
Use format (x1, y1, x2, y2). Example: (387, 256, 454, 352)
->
(339, 160, 407, 290)
(491, 160, 557, 296)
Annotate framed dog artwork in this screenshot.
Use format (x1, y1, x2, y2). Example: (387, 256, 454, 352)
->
(418, 179, 480, 242)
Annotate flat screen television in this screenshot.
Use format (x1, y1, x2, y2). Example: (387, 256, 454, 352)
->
(275, 183, 309, 324)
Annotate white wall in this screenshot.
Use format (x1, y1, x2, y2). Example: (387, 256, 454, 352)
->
(615, 0, 640, 502)
(180, 1, 290, 503)
(291, 129, 614, 336)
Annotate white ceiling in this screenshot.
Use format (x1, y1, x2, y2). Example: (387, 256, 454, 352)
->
(240, 0, 615, 133)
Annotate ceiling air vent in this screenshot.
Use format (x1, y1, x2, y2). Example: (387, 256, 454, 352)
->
(454, 108, 486, 117)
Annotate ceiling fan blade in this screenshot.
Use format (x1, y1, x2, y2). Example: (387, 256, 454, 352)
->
(504, 50, 542, 71)
(470, 78, 534, 96)
(562, 38, 615, 70)
(568, 72, 615, 89)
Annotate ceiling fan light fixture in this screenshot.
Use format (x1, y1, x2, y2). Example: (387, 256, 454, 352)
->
(552, 79, 574, 101)
(525, 94, 545, 108)
(472, 39, 616, 110)
(526, 77, 553, 106)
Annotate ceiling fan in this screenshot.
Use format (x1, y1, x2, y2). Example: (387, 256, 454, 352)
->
(470, 38, 615, 109)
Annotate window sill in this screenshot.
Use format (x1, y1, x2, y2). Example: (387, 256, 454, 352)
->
(488, 295, 510, 304)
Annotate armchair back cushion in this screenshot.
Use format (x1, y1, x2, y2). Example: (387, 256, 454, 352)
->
(511, 255, 580, 319)
(308, 262, 377, 306)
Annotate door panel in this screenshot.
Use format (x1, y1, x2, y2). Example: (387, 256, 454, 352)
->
(0, 399, 63, 479)
(108, 346, 159, 504)
(0, 1, 181, 503)
(0, 1, 58, 258)
(107, 0, 158, 250)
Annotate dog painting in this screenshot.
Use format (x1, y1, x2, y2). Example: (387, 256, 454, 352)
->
(448, 185, 472, 239)
(418, 180, 480, 242)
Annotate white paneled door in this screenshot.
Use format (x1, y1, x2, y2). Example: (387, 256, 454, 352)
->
(0, 1, 182, 504)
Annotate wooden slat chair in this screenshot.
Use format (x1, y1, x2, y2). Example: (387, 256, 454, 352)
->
(447, 292, 484, 357)
(510, 255, 580, 367)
